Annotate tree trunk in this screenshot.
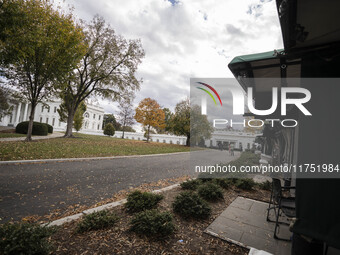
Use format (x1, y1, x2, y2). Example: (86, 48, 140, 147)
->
(147, 125, 150, 142)
(64, 109, 75, 138)
(122, 117, 126, 138)
(186, 134, 190, 146)
(25, 104, 36, 142)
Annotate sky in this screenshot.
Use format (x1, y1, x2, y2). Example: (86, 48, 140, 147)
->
(61, 0, 283, 122)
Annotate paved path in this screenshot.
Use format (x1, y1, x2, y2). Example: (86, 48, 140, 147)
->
(0, 132, 64, 142)
(205, 197, 291, 255)
(0, 150, 239, 222)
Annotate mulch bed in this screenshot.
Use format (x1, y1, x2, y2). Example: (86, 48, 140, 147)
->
(51, 183, 271, 255)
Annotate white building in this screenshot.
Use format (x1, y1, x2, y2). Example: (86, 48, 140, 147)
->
(205, 130, 258, 151)
(0, 99, 104, 133)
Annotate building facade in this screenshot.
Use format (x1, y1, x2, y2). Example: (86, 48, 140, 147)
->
(205, 130, 258, 151)
(0, 100, 104, 133)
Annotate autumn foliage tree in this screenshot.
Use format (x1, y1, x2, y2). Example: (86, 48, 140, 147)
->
(134, 98, 165, 142)
(0, 0, 85, 141)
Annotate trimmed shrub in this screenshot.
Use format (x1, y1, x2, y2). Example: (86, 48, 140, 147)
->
(235, 178, 256, 190)
(0, 223, 55, 255)
(180, 179, 202, 190)
(15, 121, 48, 136)
(130, 210, 175, 238)
(212, 178, 231, 189)
(197, 172, 213, 182)
(125, 191, 163, 213)
(76, 210, 118, 233)
(258, 180, 272, 191)
(198, 183, 224, 201)
(103, 123, 115, 136)
(172, 191, 211, 219)
(45, 123, 53, 133)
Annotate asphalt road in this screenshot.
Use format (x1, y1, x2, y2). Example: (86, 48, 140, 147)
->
(0, 150, 239, 222)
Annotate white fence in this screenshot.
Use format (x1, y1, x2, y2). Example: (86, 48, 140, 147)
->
(79, 130, 187, 145)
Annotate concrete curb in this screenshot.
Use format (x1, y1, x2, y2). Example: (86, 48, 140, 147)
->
(45, 183, 180, 227)
(0, 152, 190, 165)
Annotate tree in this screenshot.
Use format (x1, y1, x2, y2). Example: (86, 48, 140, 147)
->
(0, 85, 13, 120)
(121, 126, 135, 132)
(134, 98, 165, 142)
(102, 114, 121, 130)
(118, 98, 135, 138)
(73, 101, 87, 132)
(154, 107, 173, 134)
(103, 123, 115, 136)
(59, 15, 145, 138)
(172, 99, 212, 146)
(0, 0, 85, 141)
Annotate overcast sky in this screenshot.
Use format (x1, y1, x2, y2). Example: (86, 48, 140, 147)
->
(62, 0, 283, 119)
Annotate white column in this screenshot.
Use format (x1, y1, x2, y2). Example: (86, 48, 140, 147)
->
(23, 103, 29, 121)
(15, 102, 22, 125)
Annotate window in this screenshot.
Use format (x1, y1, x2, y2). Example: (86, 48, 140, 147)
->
(170, 140, 173, 144)
(52, 118, 55, 126)
(177, 141, 180, 145)
(157, 139, 159, 142)
(84, 112, 89, 118)
(93, 114, 96, 119)
(92, 123, 95, 130)
(97, 124, 100, 130)
(54, 106, 57, 113)
(47, 107, 50, 113)
(40, 117, 42, 123)
(41, 106, 44, 112)
(59, 120, 61, 127)
(10, 115, 13, 123)
(163, 140, 166, 143)
(99, 115, 101, 120)
(46, 118, 49, 124)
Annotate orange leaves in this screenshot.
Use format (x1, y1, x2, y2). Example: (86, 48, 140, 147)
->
(134, 98, 165, 129)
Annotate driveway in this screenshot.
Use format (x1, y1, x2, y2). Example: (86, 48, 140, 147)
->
(0, 150, 239, 222)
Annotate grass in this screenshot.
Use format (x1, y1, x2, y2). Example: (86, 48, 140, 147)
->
(0, 133, 27, 138)
(0, 133, 190, 161)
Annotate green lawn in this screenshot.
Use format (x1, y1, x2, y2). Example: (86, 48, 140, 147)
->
(0, 133, 190, 161)
(0, 133, 26, 138)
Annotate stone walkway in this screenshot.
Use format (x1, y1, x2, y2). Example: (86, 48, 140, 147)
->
(0, 132, 64, 142)
(205, 197, 291, 255)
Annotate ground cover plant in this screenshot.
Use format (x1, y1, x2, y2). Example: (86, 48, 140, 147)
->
(125, 191, 163, 213)
(76, 210, 118, 233)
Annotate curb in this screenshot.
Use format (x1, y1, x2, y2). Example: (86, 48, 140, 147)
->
(0, 152, 190, 165)
(45, 183, 180, 227)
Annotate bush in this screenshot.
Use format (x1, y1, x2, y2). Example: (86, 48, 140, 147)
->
(125, 191, 163, 213)
(198, 183, 224, 201)
(103, 123, 115, 136)
(258, 180, 272, 191)
(235, 178, 256, 190)
(180, 179, 202, 190)
(15, 121, 48, 136)
(172, 191, 211, 219)
(130, 210, 175, 238)
(45, 123, 53, 133)
(0, 223, 55, 255)
(76, 210, 118, 233)
(212, 178, 231, 189)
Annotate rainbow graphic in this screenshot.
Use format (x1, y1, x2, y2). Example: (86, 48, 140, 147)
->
(196, 82, 223, 106)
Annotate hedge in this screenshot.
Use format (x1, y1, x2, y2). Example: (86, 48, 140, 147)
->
(46, 123, 53, 133)
(15, 121, 48, 136)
